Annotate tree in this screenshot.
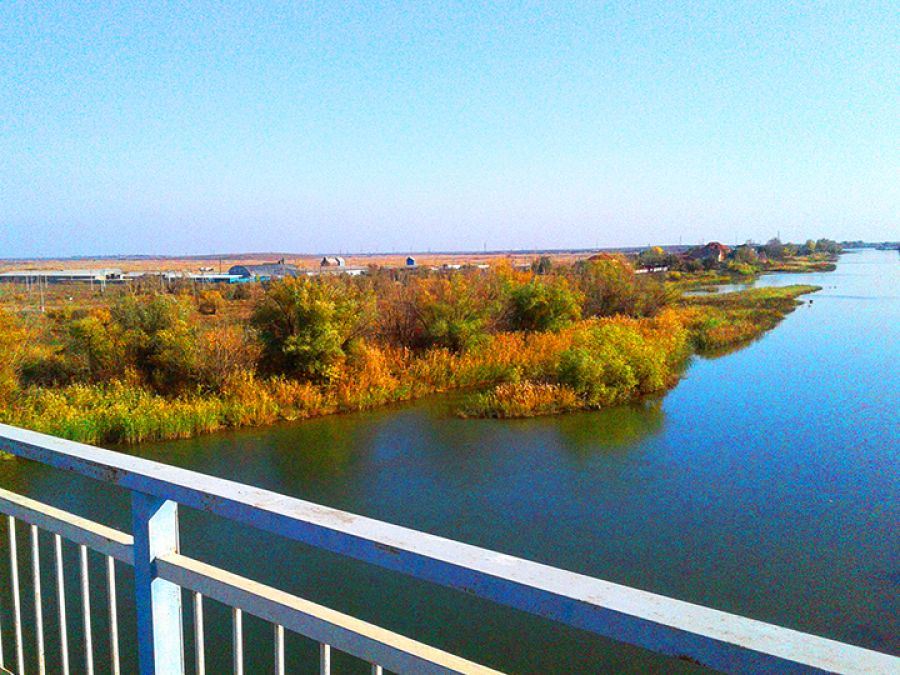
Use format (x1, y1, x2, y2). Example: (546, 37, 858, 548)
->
(579, 258, 635, 317)
(531, 256, 553, 275)
(733, 245, 759, 264)
(66, 310, 127, 381)
(815, 238, 842, 254)
(195, 325, 261, 390)
(372, 276, 425, 348)
(251, 277, 373, 381)
(109, 293, 200, 393)
(636, 246, 671, 269)
(764, 237, 786, 260)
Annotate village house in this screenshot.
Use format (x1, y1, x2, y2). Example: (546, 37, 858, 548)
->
(686, 242, 731, 263)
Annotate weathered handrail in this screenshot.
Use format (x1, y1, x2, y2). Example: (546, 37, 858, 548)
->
(0, 486, 499, 674)
(0, 423, 897, 674)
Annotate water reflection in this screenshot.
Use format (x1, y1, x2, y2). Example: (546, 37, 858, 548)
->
(526, 400, 665, 455)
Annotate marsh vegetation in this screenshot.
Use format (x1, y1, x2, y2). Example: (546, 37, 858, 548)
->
(0, 250, 825, 443)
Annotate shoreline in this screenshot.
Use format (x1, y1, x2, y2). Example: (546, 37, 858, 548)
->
(1, 284, 821, 444)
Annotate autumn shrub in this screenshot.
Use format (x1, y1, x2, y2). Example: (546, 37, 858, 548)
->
(0, 268, 821, 443)
(0, 309, 25, 402)
(577, 258, 636, 316)
(19, 348, 79, 387)
(372, 271, 507, 351)
(575, 258, 672, 318)
(65, 310, 128, 381)
(196, 325, 262, 391)
(454, 310, 690, 418)
(725, 261, 758, 276)
(681, 285, 818, 352)
(226, 283, 252, 301)
(197, 290, 224, 315)
(556, 321, 678, 406)
(372, 278, 424, 347)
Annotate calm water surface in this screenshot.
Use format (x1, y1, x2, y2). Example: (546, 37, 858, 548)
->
(1, 249, 898, 673)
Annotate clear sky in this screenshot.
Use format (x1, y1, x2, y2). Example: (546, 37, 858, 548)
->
(1, 1, 897, 257)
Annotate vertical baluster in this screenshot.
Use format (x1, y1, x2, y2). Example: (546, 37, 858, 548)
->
(131, 493, 184, 674)
(80, 544, 94, 675)
(274, 624, 284, 675)
(193, 593, 205, 675)
(8, 516, 25, 674)
(31, 525, 46, 675)
(232, 607, 243, 675)
(106, 556, 120, 675)
(320, 643, 331, 675)
(372, 665, 384, 675)
(54, 534, 70, 675)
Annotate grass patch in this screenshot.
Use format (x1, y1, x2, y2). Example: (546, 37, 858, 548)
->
(680, 285, 818, 353)
(458, 382, 580, 418)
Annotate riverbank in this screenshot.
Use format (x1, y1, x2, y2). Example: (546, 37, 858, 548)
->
(0, 284, 819, 441)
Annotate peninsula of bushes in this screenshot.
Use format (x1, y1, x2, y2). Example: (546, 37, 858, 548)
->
(0, 239, 834, 444)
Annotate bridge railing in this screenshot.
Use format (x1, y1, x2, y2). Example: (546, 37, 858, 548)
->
(0, 423, 896, 674)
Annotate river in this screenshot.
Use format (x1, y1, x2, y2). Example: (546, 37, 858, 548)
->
(1, 248, 898, 673)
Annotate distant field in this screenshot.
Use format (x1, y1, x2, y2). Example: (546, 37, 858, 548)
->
(0, 249, 647, 316)
(0, 249, 642, 274)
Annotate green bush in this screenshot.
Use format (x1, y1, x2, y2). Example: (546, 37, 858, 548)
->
(726, 261, 758, 276)
(252, 277, 373, 381)
(508, 277, 582, 332)
(419, 276, 490, 352)
(557, 323, 671, 406)
(19, 353, 79, 387)
(109, 294, 200, 393)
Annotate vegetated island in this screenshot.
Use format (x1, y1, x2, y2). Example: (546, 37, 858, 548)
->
(0, 238, 835, 445)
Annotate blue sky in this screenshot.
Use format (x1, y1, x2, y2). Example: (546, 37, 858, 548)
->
(1, 1, 897, 257)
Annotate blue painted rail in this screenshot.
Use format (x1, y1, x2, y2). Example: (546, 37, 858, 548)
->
(0, 423, 896, 674)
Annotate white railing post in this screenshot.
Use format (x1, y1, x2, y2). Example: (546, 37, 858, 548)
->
(132, 492, 185, 675)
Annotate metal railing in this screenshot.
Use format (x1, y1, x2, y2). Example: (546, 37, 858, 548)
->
(0, 422, 896, 674)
